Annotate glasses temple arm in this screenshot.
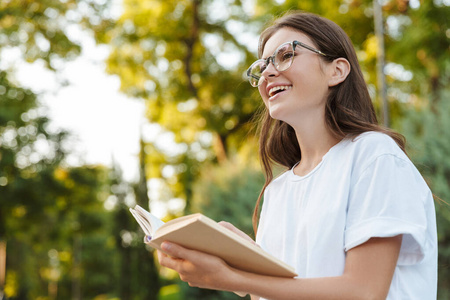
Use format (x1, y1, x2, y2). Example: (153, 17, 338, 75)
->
(249, 74, 261, 80)
(294, 41, 328, 57)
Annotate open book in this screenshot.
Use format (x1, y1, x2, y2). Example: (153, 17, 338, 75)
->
(129, 205, 297, 278)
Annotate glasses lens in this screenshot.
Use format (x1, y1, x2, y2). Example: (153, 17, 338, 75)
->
(246, 42, 295, 87)
(248, 60, 266, 87)
(274, 42, 294, 72)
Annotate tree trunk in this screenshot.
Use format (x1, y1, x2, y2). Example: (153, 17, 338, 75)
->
(135, 134, 160, 299)
(72, 234, 82, 300)
(213, 133, 228, 164)
(373, 0, 389, 127)
(0, 239, 6, 300)
(184, 0, 201, 96)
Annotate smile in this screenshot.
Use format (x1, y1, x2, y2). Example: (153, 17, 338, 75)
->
(268, 85, 292, 98)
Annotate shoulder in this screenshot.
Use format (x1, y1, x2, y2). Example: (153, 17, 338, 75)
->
(338, 131, 412, 180)
(351, 131, 403, 155)
(344, 131, 408, 164)
(265, 169, 291, 192)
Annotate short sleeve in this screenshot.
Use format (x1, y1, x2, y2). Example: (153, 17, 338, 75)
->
(344, 154, 431, 266)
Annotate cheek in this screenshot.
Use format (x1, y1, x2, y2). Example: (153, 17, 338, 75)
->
(258, 84, 265, 96)
(258, 85, 268, 103)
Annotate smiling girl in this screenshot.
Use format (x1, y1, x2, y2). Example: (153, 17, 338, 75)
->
(157, 11, 437, 300)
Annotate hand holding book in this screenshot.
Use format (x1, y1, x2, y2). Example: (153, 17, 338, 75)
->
(129, 205, 297, 297)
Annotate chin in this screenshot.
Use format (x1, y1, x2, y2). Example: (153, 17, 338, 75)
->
(268, 109, 288, 122)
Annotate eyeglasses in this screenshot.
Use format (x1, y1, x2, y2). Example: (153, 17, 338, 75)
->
(246, 40, 328, 87)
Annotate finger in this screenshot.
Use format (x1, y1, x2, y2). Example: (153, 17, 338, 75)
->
(161, 242, 193, 260)
(218, 221, 234, 230)
(218, 221, 242, 235)
(218, 222, 257, 245)
(158, 249, 183, 270)
(156, 250, 168, 262)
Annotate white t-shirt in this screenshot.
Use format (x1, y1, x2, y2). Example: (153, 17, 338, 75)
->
(256, 132, 437, 299)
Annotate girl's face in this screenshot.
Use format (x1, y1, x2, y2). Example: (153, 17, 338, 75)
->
(258, 28, 333, 127)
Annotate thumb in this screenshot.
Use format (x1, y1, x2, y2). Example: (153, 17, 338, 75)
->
(161, 242, 190, 260)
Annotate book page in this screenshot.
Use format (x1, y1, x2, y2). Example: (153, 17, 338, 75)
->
(154, 214, 205, 238)
(129, 205, 165, 237)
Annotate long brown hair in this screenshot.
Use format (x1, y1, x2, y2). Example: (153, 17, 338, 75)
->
(252, 11, 406, 233)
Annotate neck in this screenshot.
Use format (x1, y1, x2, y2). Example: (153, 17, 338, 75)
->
(291, 116, 341, 176)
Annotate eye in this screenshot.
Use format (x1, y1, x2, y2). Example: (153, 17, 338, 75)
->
(280, 52, 294, 61)
(258, 62, 267, 73)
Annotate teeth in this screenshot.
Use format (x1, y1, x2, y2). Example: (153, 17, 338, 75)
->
(269, 85, 292, 97)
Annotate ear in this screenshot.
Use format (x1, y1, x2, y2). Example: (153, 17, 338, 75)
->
(328, 58, 351, 87)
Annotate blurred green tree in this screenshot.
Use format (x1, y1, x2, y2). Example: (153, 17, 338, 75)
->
(380, 2, 450, 296)
(0, 0, 119, 299)
(100, 0, 263, 211)
(0, 69, 70, 298)
(109, 140, 161, 300)
(401, 88, 450, 299)
(49, 166, 116, 300)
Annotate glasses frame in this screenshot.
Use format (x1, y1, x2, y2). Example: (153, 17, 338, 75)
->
(246, 40, 329, 87)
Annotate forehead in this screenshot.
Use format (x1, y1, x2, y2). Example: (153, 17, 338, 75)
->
(262, 28, 314, 58)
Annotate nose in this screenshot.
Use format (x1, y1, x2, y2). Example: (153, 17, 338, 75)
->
(261, 58, 279, 78)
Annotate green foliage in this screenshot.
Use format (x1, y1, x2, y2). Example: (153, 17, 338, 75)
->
(3, 165, 118, 299)
(102, 0, 265, 207)
(0, 0, 113, 69)
(386, 1, 450, 97)
(0, 70, 65, 237)
(191, 158, 265, 237)
(159, 284, 181, 300)
(0, 42, 121, 298)
(0, 1, 124, 299)
(179, 281, 250, 300)
(0, 0, 81, 66)
(109, 162, 161, 300)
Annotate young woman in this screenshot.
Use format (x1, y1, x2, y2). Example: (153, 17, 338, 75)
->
(157, 11, 437, 300)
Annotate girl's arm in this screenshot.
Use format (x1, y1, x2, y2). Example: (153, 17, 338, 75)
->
(158, 235, 402, 300)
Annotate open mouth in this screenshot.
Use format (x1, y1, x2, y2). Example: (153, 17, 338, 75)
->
(269, 85, 292, 97)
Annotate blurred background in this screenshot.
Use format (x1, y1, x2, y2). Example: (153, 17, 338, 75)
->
(0, 0, 449, 299)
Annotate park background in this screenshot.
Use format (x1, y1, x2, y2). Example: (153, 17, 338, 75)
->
(0, 0, 449, 299)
